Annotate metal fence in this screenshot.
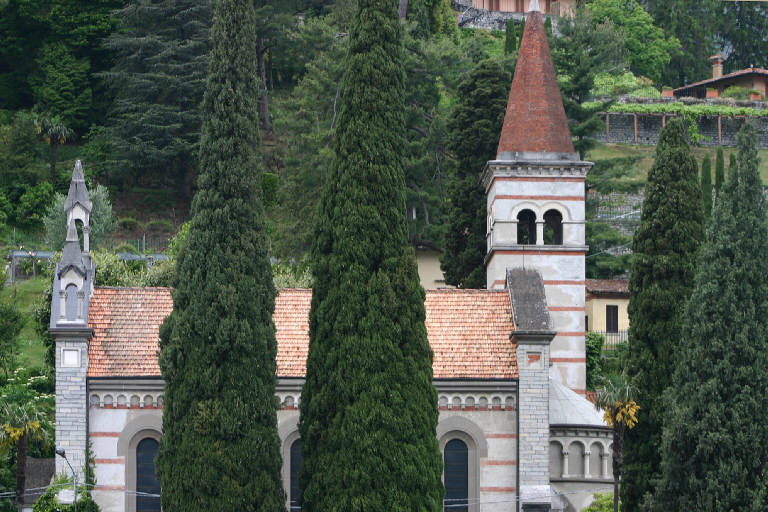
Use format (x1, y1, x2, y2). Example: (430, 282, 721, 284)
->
(590, 330, 629, 351)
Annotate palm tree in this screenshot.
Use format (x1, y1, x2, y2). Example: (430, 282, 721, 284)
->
(0, 401, 52, 507)
(594, 373, 640, 512)
(30, 112, 75, 183)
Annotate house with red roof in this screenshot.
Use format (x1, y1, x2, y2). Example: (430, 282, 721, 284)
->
(673, 54, 768, 100)
(49, 4, 611, 512)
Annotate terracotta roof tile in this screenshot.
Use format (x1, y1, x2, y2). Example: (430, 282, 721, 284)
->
(585, 279, 629, 295)
(88, 288, 517, 380)
(496, 10, 575, 158)
(674, 67, 768, 93)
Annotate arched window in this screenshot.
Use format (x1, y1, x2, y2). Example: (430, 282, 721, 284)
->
(589, 443, 604, 478)
(568, 441, 585, 478)
(517, 209, 537, 245)
(543, 209, 563, 245)
(136, 438, 161, 512)
(290, 439, 302, 511)
(65, 284, 78, 321)
(444, 439, 468, 512)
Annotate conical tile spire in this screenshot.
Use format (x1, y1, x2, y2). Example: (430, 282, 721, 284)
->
(496, 10, 576, 159)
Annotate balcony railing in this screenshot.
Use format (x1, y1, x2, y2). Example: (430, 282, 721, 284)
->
(590, 330, 628, 350)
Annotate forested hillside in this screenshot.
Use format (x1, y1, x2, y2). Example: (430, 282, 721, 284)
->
(1, 0, 767, 274)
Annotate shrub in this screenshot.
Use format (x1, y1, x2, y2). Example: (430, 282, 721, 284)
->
(114, 243, 139, 255)
(586, 332, 605, 391)
(17, 182, 54, 230)
(721, 85, 751, 100)
(117, 217, 138, 232)
(584, 493, 617, 512)
(32, 477, 100, 512)
(145, 219, 173, 233)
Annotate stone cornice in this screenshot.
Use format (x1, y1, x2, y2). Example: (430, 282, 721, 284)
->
(482, 158, 594, 192)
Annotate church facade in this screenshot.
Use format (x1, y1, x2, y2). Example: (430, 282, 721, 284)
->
(51, 5, 611, 512)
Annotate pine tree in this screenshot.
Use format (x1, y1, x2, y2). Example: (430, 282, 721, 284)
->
(298, 0, 443, 510)
(102, 0, 213, 199)
(441, 59, 510, 288)
(653, 122, 768, 512)
(621, 118, 705, 510)
(700, 154, 712, 217)
(715, 146, 725, 197)
(156, 0, 284, 509)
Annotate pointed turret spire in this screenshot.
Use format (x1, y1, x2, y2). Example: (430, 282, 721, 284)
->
(59, 222, 86, 277)
(64, 160, 92, 214)
(496, 9, 576, 159)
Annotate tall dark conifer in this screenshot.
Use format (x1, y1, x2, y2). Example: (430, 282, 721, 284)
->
(621, 118, 705, 510)
(715, 147, 725, 197)
(299, 0, 443, 510)
(157, 0, 284, 510)
(441, 59, 510, 288)
(654, 122, 768, 512)
(700, 154, 712, 217)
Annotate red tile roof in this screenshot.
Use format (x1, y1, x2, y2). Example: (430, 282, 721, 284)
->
(585, 279, 629, 296)
(674, 67, 768, 93)
(88, 288, 517, 380)
(496, 10, 575, 158)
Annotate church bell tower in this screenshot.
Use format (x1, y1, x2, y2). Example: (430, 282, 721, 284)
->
(483, 3, 593, 393)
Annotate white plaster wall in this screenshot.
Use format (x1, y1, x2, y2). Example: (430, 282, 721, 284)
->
(552, 481, 615, 512)
(89, 407, 163, 512)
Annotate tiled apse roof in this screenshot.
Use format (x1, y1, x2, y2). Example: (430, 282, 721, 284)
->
(88, 287, 517, 380)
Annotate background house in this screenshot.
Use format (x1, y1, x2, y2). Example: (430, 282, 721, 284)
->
(585, 279, 629, 349)
(673, 54, 767, 100)
(470, 0, 574, 16)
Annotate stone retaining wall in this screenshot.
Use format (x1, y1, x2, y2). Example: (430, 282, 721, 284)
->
(596, 112, 768, 148)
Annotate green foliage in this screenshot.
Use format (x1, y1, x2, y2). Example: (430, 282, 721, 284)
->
(156, 0, 284, 509)
(721, 85, 751, 100)
(654, 122, 768, 512)
(715, 147, 725, 196)
(584, 493, 618, 512)
(504, 19, 516, 55)
(585, 332, 605, 392)
(441, 59, 510, 288)
(592, 72, 660, 99)
(609, 101, 768, 118)
(16, 182, 53, 231)
(586, 0, 679, 84)
(553, 7, 627, 158)
(43, 184, 115, 250)
(0, 303, 23, 379)
(719, 3, 768, 73)
(32, 477, 100, 512)
(621, 118, 705, 510)
(700, 154, 712, 217)
(299, 0, 443, 510)
(28, 43, 92, 132)
(101, 0, 213, 196)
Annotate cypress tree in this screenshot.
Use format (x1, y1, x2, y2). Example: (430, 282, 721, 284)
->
(700, 154, 712, 217)
(729, 152, 738, 180)
(654, 122, 768, 512)
(157, 0, 284, 510)
(505, 19, 516, 55)
(621, 118, 705, 510)
(299, 0, 443, 510)
(715, 146, 725, 197)
(441, 59, 510, 288)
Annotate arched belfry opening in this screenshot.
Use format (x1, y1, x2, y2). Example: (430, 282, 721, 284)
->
(543, 209, 563, 245)
(517, 209, 537, 245)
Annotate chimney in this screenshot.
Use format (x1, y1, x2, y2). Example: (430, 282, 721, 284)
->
(709, 54, 725, 80)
